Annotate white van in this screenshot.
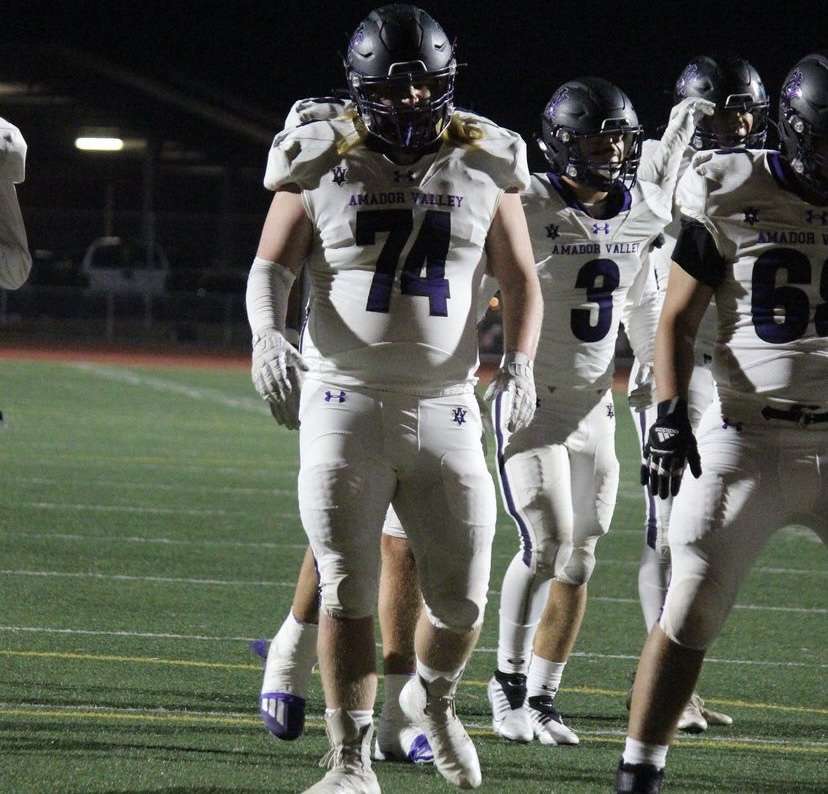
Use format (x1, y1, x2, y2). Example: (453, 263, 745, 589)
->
(80, 236, 169, 294)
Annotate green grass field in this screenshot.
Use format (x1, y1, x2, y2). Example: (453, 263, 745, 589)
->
(0, 357, 825, 793)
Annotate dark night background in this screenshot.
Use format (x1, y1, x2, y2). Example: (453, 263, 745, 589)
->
(9, 0, 825, 162)
(1, 0, 824, 347)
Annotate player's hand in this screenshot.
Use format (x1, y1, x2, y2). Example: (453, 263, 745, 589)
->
(484, 351, 536, 434)
(251, 327, 309, 430)
(641, 398, 702, 499)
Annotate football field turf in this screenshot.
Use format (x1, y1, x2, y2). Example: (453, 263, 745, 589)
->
(1, 357, 825, 793)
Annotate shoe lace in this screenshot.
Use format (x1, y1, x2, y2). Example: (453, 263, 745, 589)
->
(318, 727, 369, 771)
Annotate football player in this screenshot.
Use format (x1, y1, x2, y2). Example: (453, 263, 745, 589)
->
(0, 116, 31, 290)
(617, 52, 828, 794)
(252, 95, 433, 767)
(628, 54, 768, 733)
(246, 5, 542, 792)
(487, 77, 673, 747)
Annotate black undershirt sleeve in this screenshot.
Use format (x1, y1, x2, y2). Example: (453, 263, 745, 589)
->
(671, 218, 727, 288)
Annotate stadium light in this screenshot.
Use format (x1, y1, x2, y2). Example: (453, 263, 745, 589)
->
(75, 136, 125, 152)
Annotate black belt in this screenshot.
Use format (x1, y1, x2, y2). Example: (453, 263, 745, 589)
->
(761, 405, 828, 426)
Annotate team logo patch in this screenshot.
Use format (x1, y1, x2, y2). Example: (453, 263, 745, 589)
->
(331, 166, 349, 186)
(545, 223, 560, 239)
(451, 406, 467, 426)
(592, 222, 610, 235)
(805, 209, 828, 225)
(743, 207, 760, 226)
(394, 169, 416, 183)
(606, 404, 615, 418)
(324, 390, 346, 403)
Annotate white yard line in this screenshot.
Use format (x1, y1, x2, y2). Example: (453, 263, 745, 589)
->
(2, 531, 306, 550)
(1, 626, 825, 670)
(70, 363, 267, 415)
(1, 568, 823, 616)
(8, 476, 294, 497)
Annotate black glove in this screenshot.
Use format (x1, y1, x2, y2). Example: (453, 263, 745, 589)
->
(641, 397, 702, 499)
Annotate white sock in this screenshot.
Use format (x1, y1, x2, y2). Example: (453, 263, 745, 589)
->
(416, 659, 463, 697)
(261, 612, 318, 696)
(622, 737, 668, 769)
(496, 552, 550, 674)
(382, 673, 413, 719)
(526, 656, 566, 699)
(325, 708, 374, 731)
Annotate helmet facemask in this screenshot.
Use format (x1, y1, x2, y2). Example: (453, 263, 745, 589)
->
(780, 103, 828, 200)
(541, 119, 643, 191)
(348, 60, 456, 150)
(692, 93, 769, 150)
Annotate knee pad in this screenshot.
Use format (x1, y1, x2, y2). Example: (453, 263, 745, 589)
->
(299, 461, 383, 620)
(318, 566, 378, 619)
(416, 451, 496, 632)
(659, 573, 732, 650)
(555, 536, 599, 586)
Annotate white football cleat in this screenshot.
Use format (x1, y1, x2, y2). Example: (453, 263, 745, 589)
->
(677, 692, 708, 734)
(487, 672, 533, 743)
(400, 675, 482, 789)
(698, 695, 733, 727)
(373, 711, 433, 764)
(527, 695, 579, 746)
(303, 710, 381, 794)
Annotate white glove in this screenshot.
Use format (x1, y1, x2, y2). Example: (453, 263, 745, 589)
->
(638, 97, 715, 192)
(484, 351, 536, 434)
(251, 328, 309, 430)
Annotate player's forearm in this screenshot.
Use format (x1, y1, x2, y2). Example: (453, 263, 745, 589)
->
(654, 312, 696, 402)
(498, 273, 542, 359)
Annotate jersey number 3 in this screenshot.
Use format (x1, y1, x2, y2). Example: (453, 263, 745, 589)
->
(356, 209, 451, 316)
(751, 248, 828, 343)
(570, 258, 620, 342)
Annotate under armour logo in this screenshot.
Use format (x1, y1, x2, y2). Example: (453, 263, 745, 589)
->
(324, 390, 346, 403)
(606, 404, 615, 418)
(394, 170, 416, 183)
(592, 222, 610, 235)
(805, 209, 828, 225)
(654, 427, 678, 443)
(545, 223, 560, 239)
(331, 166, 348, 186)
(451, 407, 467, 426)
(743, 207, 760, 226)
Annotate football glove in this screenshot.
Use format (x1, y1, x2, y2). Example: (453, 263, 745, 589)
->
(641, 397, 702, 499)
(638, 97, 715, 193)
(251, 327, 309, 430)
(484, 351, 536, 434)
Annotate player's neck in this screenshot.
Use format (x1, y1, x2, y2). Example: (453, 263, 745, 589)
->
(562, 176, 609, 215)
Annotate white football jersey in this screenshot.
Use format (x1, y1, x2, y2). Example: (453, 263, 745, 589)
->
(0, 116, 30, 290)
(524, 172, 671, 390)
(265, 109, 529, 395)
(640, 139, 716, 360)
(675, 149, 828, 406)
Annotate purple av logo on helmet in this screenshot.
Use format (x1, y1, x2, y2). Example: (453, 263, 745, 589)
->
(675, 63, 701, 98)
(544, 87, 570, 121)
(783, 69, 804, 101)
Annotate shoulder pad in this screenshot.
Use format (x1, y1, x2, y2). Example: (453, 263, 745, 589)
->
(283, 97, 352, 131)
(0, 117, 26, 183)
(263, 116, 361, 192)
(450, 110, 530, 192)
